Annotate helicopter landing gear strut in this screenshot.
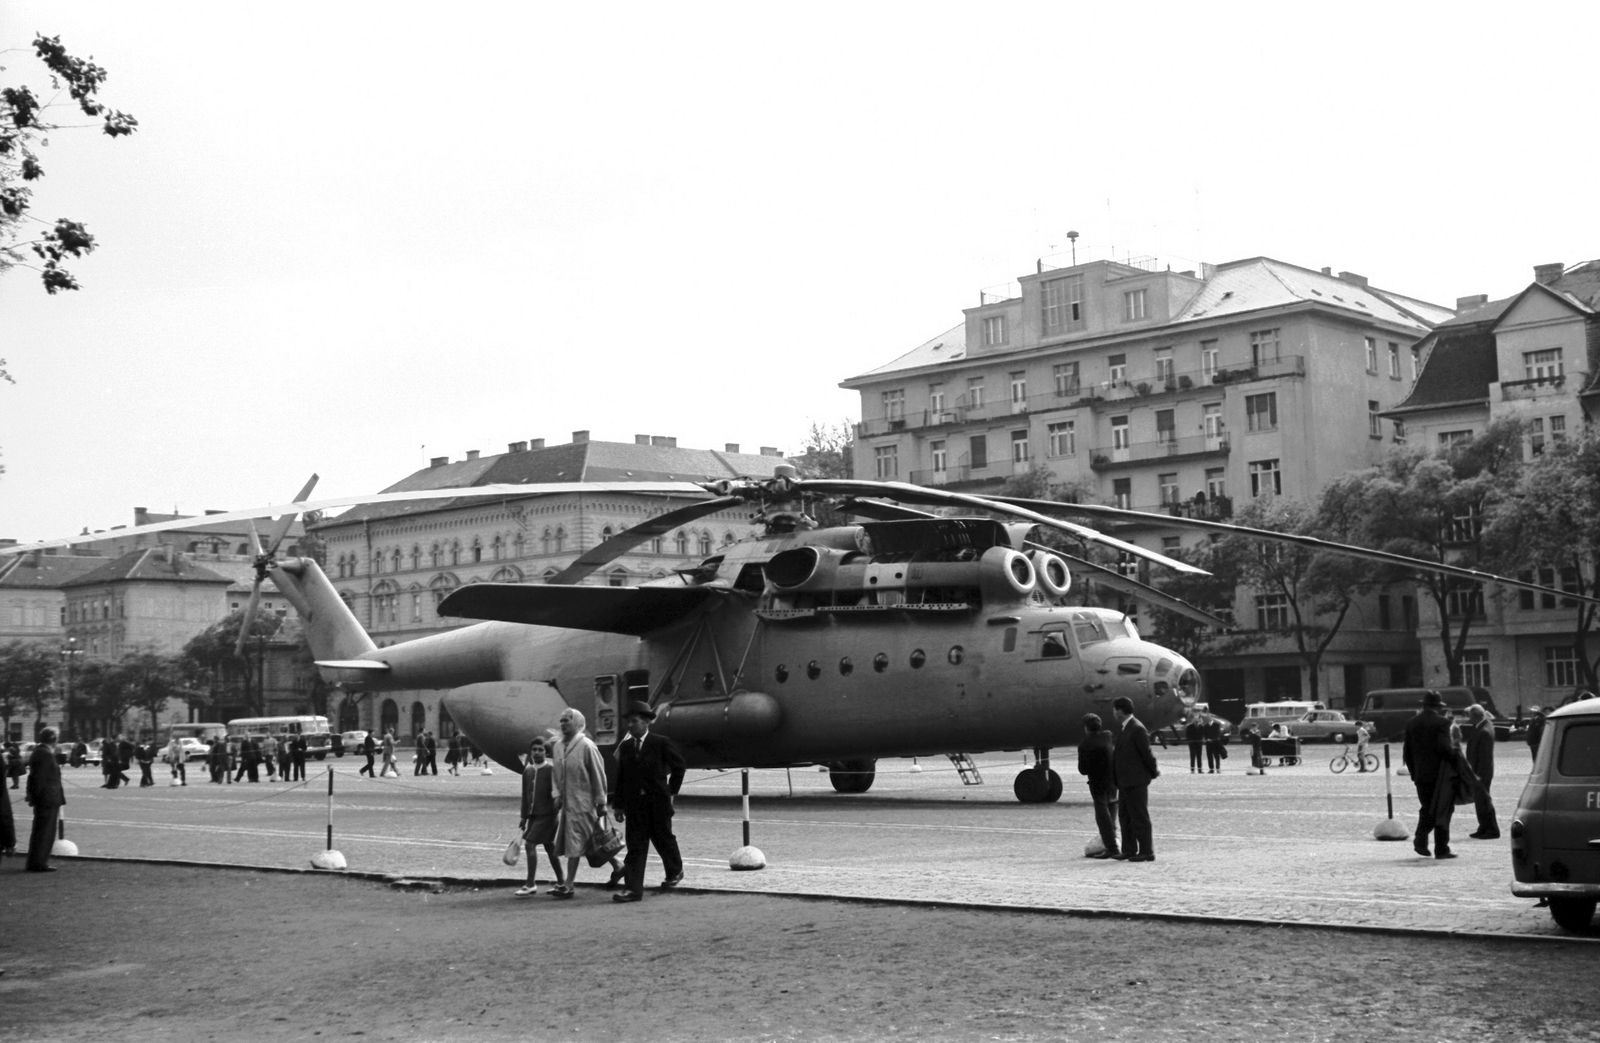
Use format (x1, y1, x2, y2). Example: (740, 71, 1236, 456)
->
(828, 758, 876, 794)
(1013, 748, 1063, 804)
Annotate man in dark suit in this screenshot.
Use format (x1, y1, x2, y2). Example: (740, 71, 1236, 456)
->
(1184, 717, 1204, 773)
(1111, 696, 1160, 862)
(26, 726, 65, 871)
(360, 733, 376, 777)
(424, 731, 438, 775)
(290, 735, 308, 782)
(1076, 713, 1119, 859)
(1464, 704, 1499, 839)
(1204, 717, 1224, 773)
(609, 700, 686, 903)
(1402, 690, 1457, 858)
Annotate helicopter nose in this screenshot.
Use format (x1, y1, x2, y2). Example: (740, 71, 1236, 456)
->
(441, 681, 569, 770)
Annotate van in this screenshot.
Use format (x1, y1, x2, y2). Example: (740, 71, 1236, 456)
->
(1356, 687, 1503, 742)
(1238, 701, 1323, 736)
(1510, 695, 1600, 934)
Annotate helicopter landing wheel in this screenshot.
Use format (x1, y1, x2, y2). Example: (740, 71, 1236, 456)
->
(1013, 766, 1060, 803)
(828, 759, 876, 794)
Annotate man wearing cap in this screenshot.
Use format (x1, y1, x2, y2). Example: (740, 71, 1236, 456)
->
(1464, 704, 1499, 839)
(1402, 690, 1457, 858)
(609, 700, 686, 903)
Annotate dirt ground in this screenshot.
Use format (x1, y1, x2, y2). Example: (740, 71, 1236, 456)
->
(2, 860, 1596, 1043)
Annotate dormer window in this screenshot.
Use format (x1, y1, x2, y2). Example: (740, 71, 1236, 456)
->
(1123, 288, 1147, 322)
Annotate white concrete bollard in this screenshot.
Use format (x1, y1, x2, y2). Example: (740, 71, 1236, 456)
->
(52, 838, 79, 857)
(1373, 819, 1410, 842)
(729, 845, 766, 871)
(311, 849, 348, 870)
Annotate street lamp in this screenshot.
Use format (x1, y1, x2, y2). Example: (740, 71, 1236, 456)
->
(60, 636, 83, 740)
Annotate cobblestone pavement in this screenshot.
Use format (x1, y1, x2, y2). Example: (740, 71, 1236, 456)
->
(13, 742, 1579, 940)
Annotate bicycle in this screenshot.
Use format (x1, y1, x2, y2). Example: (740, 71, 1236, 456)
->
(1330, 746, 1379, 774)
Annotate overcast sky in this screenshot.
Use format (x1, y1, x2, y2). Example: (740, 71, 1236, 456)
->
(4, 2, 1598, 543)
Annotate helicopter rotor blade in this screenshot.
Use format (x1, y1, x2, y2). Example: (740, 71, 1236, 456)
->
(262, 474, 319, 556)
(246, 518, 264, 560)
(834, 498, 936, 522)
(994, 496, 1600, 608)
(234, 579, 263, 658)
(795, 479, 1208, 576)
(1049, 550, 1233, 628)
(545, 496, 745, 585)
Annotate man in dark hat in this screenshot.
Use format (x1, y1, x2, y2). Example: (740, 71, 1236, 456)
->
(608, 700, 686, 903)
(1402, 690, 1457, 858)
(25, 727, 65, 871)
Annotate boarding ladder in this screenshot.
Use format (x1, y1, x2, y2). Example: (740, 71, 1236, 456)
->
(947, 752, 983, 785)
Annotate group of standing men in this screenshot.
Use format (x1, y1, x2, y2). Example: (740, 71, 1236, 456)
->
(1076, 696, 1162, 862)
(1182, 716, 1228, 773)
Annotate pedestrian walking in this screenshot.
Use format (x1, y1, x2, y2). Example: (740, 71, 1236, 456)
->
(1526, 706, 1550, 759)
(165, 736, 187, 786)
(207, 738, 226, 783)
(136, 740, 156, 787)
(1076, 713, 1120, 859)
(1111, 696, 1160, 862)
(1355, 721, 1373, 771)
(547, 708, 613, 898)
(116, 735, 134, 786)
(1464, 705, 1499, 839)
(424, 731, 438, 775)
(1402, 691, 1457, 859)
(261, 735, 278, 780)
(360, 733, 376, 777)
(291, 736, 307, 781)
(1185, 717, 1204, 773)
(277, 737, 292, 780)
(25, 726, 64, 871)
(4, 741, 23, 789)
(381, 729, 398, 777)
(101, 740, 121, 789)
(1204, 717, 1224, 773)
(514, 738, 563, 897)
(446, 734, 461, 775)
(609, 701, 686, 903)
(413, 735, 426, 776)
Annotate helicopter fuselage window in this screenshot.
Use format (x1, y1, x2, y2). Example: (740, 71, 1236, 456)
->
(1040, 632, 1070, 659)
(873, 653, 889, 672)
(775, 664, 788, 683)
(806, 661, 821, 680)
(839, 657, 854, 676)
(909, 649, 926, 669)
(1073, 619, 1107, 646)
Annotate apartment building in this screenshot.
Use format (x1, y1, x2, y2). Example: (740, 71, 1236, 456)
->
(841, 254, 1453, 714)
(1385, 260, 1600, 714)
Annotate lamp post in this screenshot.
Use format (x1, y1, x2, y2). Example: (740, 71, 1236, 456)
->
(59, 636, 83, 740)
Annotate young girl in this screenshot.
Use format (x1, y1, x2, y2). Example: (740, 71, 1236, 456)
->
(515, 739, 562, 897)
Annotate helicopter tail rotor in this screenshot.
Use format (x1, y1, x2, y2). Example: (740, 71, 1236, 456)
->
(234, 475, 319, 657)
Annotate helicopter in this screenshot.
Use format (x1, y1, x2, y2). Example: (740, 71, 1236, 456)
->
(10, 468, 1594, 803)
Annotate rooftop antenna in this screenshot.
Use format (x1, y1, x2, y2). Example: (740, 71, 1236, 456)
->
(1067, 230, 1079, 265)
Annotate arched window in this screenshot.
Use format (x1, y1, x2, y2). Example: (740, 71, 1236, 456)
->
(697, 531, 713, 556)
(391, 549, 402, 572)
(607, 567, 629, 587)
(380, 698, 399, 736)
(601, 525, 615, 540)
(555, 527, 566, 553)
(541, 528, 552, 555)
(674, 531, 688, 555)
(410, 701, 426, 740)
(373, 552, 384, 574)
(430, 573, 459, 608)
(513, 533, 525, 557)
(490, 565, 524, 584)
(722, 531, 736, 547)
(372, 580, 400, 624)
(650, 536, 664, 554)
(411, 545, 421, 570)
(471, 538, 483, 563)
(430, 543, 441, 567)
(491, 535, 503, 561)
(338, 696, 360, 733)
(450, 541, 461, 566)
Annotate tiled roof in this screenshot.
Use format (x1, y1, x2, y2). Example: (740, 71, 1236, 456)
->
(0, 552, 112, 589)
(1551, 260, 1600, 310)
(846, 323, 967, 380)
(1386, 322, 1500, 415)
(60, 548, 235, 588)
(1175, 258, 1443, 330)
(321, 441, 791, 527)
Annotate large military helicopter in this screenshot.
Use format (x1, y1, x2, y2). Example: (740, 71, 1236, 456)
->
(11, 469, 1592, 803)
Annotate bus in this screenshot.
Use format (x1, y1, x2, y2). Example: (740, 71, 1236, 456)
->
(226, 715, 335, 760)
(168, 722, 228, 746)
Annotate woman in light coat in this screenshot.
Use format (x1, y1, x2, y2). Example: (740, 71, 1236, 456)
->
(548, 708, 611, 898)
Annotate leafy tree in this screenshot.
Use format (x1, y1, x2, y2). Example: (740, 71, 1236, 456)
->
(181, 610, 284, 715)
(118, 650, 188, 737)
(1491, 432, 1600, 693)
(0, 640, 56, 739)
(1, 34, 137, 294)
(75, 659, 133, 738)
(792, 421, 854, 480)
(1143, 539, 1265, 667)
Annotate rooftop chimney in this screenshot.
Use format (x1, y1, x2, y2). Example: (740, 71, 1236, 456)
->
(430, 456, 448, 468)
(465, 449, 480, 461)
(650, 435, 669, 447)
(1337, 271, 1369, 288)
(760, 446, 781, 456)
(135, 508, 150, 525)
(635, 434, 651, 445)
(529, 438, 545, 450)
(1456, 294, 1489, 312)
(1534, 262, 1565, 285)
(572, 430, 590, 444)
(507, 441, 527, 454)
(1321, 267, 1332, 276)
(725, 443, 740, 454)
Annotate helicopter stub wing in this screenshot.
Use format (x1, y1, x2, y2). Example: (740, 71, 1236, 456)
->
(438, 583, 723, 636)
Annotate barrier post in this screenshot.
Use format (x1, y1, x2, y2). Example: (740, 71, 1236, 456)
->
(311, 766, 348, 869)
(52, 815, 79, 857)
(1373, 743, 1409, 841)
(728, 768, 765, 871)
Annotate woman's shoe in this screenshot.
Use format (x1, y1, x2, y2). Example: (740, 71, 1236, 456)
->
(513, 886, 538, 898)
(548, 887, 574, 899)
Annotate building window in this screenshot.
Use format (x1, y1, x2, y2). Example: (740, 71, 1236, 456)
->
(1388, 342, 1401, 379)
(1545, 646, 1580, 688)
(491, 536, 503, 561)
(674, 531, 688, 555)
(1460, 649, 1491, 688)
(1364, 336, 1378, 373)
(1009, 372, 1028, 412)
(1446, 584, 1485, 619)
(697, 531, 713, 556)
(410, 546, 421, 570)
(1530, 417, 1545, 457)
(1256, 593, 1291, 630)
(431, 543, 442, 567)
(411, 593, 422, 623)
(882, 389, 905, 421)
(1410, 344, 1421, 379)
(1154, 348, 1174, 385)
(1550, 415, 1567, 444)
(1378, 593, 1392, 629)
(1108, 354, 1127, 386)
(1245, 393, 1277, 432)
(1158, 472, 1179, 505)
(967, 377, 985, 411)
(1011, 430, 1030, 464)
(554, 529, 565, 553)
(1438, 430, 1473, 450)
(1251, 329, 1280, 365)
(970, 435, 987, 469)
(1047, 422, 1075, 457)
(1445, 506, 1480, 544)
(1249, 459, 1281, 498)
(1205, 467, 1226, 500)
(930, 440, 947, 473)
(1112, 478, 1131, 509)
(874, 444, 899, 479)
(1111, 415, 1131, 450)
(1155, 409, 1175, 444)
(608, 568, 629, 587)
(1524, 348, 1563, 382)
(1368, 401, 1381, 438)
(1161, 535, 1181, 552)
(929, 383, 945, 416)
(1053, 362, 1080, 397)
(1116, 551, 1138, 578)
(983, 315, 1007, 346)
(1123, 288, 1147, 322)
(471, 540, 483, 563)
(1202, 403, 1223, 441)
(650, 536, 663, 554)
(1393, 419, 1406, 444)
(1041, 275, 1084, 334)
(1201, 340, 1219, 382)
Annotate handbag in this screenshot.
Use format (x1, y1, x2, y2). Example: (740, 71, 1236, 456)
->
(1219, 744, 1229, 760)
(584, 813, 624, 867)
(502, 837, 523, 866)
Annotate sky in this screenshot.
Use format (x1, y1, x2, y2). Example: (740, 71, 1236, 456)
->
(3, 2, 1599, 543)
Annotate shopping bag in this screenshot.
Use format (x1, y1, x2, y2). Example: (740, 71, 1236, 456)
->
(1219, 744, 1229, 760)
(584, 814, 624, 867)
(503, 837, 523, 866)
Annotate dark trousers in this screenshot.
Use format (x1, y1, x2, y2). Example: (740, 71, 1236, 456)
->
(170, 761, 185, 784)
(139, 762, 154, 786)
(1414, 777, 1454, 853)
(1087, 781, 1119, 855)
(1188, 742, 1203, 772)
(1473, 779, 1499, 836)
(621, 796, 682, 894)
(292, 757, 305, 782)
(426, 753, 437, 775)
(360, 753, 375, 777)
(1117, 783, 1153, 859)
(1206, 742, 1222, 772)
(27, 803, 59, 870)
(1, 788, 15, 852)
(210, 762, 224, 783)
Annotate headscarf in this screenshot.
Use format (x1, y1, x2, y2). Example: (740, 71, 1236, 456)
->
(560, 708, 586, 739)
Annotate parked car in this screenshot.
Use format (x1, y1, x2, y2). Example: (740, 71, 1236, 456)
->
(85, 738, 105, 765)
(1356, 687, 1505, 742)
(1510, 694, 1600, 934)
(340, 730, 369, 752)
(161, 737, 209, 763)
(1287, 709, 1363, 744)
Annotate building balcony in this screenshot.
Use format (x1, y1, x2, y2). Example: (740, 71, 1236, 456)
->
(1121, 497, 1234, 522)
(1089, 432, 1230, 470)
(1500, 374, 1577, 402)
